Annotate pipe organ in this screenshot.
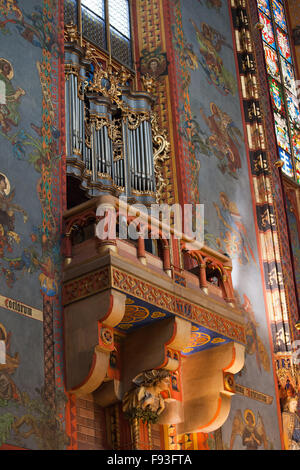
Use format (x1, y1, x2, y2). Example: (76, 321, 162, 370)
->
(65, 35, 161, 204)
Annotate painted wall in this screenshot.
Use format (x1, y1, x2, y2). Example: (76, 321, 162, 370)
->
(285, 186, 300, 308)
(0, 0, 67, 449)
(169, 0, 282, 449)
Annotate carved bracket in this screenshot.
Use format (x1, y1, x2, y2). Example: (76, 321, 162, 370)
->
(176, 341, 245, 434)
(64, 289, 126, 395)
(94, 316, 191, 408)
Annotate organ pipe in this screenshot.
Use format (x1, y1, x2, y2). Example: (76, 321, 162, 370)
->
(64, 40, 163, 203)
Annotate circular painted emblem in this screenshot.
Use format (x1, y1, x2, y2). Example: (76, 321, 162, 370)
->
(101, 327, 113, 345)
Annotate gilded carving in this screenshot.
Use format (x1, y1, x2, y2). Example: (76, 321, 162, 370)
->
(150, 112, 170, 203)
(141, 73, 156, 95)
(64, 22, 79, 44)
(122, 369, 171, 423)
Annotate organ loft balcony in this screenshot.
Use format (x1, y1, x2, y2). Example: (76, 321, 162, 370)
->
(62, 195, 246, 434)
(62, 21, 246, 436)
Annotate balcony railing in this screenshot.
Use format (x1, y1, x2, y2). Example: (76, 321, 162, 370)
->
(63, 195, 236, 306)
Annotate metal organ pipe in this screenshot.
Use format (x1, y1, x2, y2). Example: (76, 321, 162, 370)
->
(141, 121, 148, 191)
(65, 42, 157, 202)
(144, 120, 155, 192)
(65, 74, 71, 157)
(138, 124, 145, 191)
(136, 125, 142, 192)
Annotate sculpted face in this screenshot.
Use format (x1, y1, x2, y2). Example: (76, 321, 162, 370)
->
(149, 59, 158, 73)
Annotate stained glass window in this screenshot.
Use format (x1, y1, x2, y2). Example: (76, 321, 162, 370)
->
(286, 91, 300, 125)
(259, 11, 276, 49)
(276, 28, 291, 62)
(280, 57, 296, 94)
(272, 0, 287, 31)
(258, 0, 300, 183)
(295, 160, 300, 184)
(263, 43, 280, 80)
(274, 112, 291, 152)
(269, 77, 285, 115)
(258, 0, 271, 17)
(64, 0, 132, 68)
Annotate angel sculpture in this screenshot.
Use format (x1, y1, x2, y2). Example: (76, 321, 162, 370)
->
(230, 409, 269, 450)
(122, 369, 170, 420)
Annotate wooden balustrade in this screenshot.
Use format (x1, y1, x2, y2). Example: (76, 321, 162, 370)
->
(63, 195, 235, 304)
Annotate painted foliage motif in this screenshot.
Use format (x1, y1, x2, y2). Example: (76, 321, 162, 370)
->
(0, 322, 68, 449)
(0, 56, 60, 290)
(0, 0, 67, 449)
(0, 1, 61, 292)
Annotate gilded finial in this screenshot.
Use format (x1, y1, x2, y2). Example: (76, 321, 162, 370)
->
(84, 43, 95, 60)
(65, 23, 79, 43)
(141, 73, 156, 95)
(118, 66, 131, 87)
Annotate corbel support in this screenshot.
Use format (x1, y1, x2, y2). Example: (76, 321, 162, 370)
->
(64, 289, 126, 395)
(121, 316, 192, 395)
(176, 341, 245, 434)
(94, 316, 192, 407)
